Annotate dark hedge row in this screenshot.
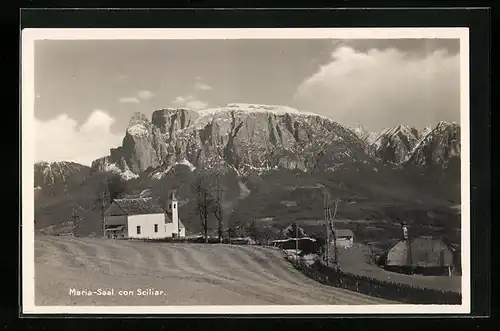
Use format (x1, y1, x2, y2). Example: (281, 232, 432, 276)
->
(288, 258, 461, 304)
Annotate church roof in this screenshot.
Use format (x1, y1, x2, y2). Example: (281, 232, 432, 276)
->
(112, 198, 165, 215)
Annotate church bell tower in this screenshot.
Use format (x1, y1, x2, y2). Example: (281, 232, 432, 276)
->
(167, 191, 179, 235)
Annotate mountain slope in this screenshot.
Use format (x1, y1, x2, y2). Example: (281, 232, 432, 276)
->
(370, 125, 420, 164)
(351, 124, 379, 148)
(34, 161, 91, 190)
(405, 121, 460, 166)
(34, 105, 461, 241)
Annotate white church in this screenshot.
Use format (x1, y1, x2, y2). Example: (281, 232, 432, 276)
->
(103, 191, 186, 239)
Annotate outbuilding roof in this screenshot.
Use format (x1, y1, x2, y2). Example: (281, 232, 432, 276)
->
(386, 237, 454, 267)
(334, 229, 354, 238)
(112, 197, 165, 215)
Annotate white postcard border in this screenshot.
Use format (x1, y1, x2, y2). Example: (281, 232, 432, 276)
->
(21, 27, 470, 315)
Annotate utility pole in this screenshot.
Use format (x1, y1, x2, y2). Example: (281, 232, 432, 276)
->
(329, 202, 339, 269)
(295, 222, 299, 252)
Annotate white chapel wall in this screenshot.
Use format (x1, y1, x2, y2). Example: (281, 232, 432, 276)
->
(127, 214, 167, 239)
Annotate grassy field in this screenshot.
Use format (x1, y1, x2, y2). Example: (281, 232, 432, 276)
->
(34, 235, 395, 306)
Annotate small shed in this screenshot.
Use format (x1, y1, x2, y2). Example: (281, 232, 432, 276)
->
(333, 229, 354, 248)
(385, 236, 454, 276)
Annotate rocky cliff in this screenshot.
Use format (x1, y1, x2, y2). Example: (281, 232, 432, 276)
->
(91, 104, 373, 178)
(90, 104, 461, 180)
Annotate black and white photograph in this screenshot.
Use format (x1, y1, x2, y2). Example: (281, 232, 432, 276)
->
(22, 28, 470, 314)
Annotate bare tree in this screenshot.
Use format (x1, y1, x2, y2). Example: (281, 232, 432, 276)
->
(193, 173, 212, 243)
(95, 179, 111, 238)
(212, 170, 224, 243)
(72, 206, 82, 237)
(323, 188, 340, 270)
(94, 174, 126, 238)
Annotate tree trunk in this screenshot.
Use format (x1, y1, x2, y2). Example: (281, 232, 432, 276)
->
(204, 191, 208, 243)
(218, 216, 223, 243)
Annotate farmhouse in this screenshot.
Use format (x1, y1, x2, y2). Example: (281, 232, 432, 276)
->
(384, 236, 455, 276)
(333, 229, 354, 248)
(104, 192, 186, 239)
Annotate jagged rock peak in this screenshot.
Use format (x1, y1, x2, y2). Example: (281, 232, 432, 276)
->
(369, 124, 420, 164)
(379, 124, 419, 139)
(351, 124, 379, 145)
(126, 112, 152, 138)
(405, 121, 460, 166)
(129, 112, 150, 122)
(420, 126, 433, 139)
(151, 108, 199, 134)
(435, 121, 459, 131)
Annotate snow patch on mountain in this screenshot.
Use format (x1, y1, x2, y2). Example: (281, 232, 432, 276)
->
(151, 165, 173, 180)
(103, 163, 139, 180)
(150, 159, 197, 180)
(126, 123, 150, 138)
(350, 124, 380, 146)
(420, 126, 432, 139)
(193, 103, 331, 129)
(35, 161, 90, 188)
(178, 158, 196, 171)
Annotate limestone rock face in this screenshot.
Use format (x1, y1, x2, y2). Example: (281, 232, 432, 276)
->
(91, 104, 373, 178)
(90, 104, 461, 178)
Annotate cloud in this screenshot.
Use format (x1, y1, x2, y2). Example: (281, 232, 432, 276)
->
(172, 96, 189, 105)
(119, 90, 155, 104)
(137, 90, 155, 100)
(331, 39, 460, 56)
(114, 74, 129, 82)
(172, 95, 208, 110)
(294, 46, 460, 131)
(186, 100, 209, 110)
(119, 97, 140, 104)
(35, 110, 123, 166)
(194, 82, 213, 91)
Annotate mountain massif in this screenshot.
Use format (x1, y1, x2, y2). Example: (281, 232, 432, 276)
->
(89, 103, 460, 180)
(91, 104, 372, 179)
(33, 103, 462, 242)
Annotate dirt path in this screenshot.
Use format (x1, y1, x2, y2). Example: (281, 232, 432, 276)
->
(34, 236, 396, 306)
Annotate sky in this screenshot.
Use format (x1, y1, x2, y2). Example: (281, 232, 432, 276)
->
(34, 38, 461, 165)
